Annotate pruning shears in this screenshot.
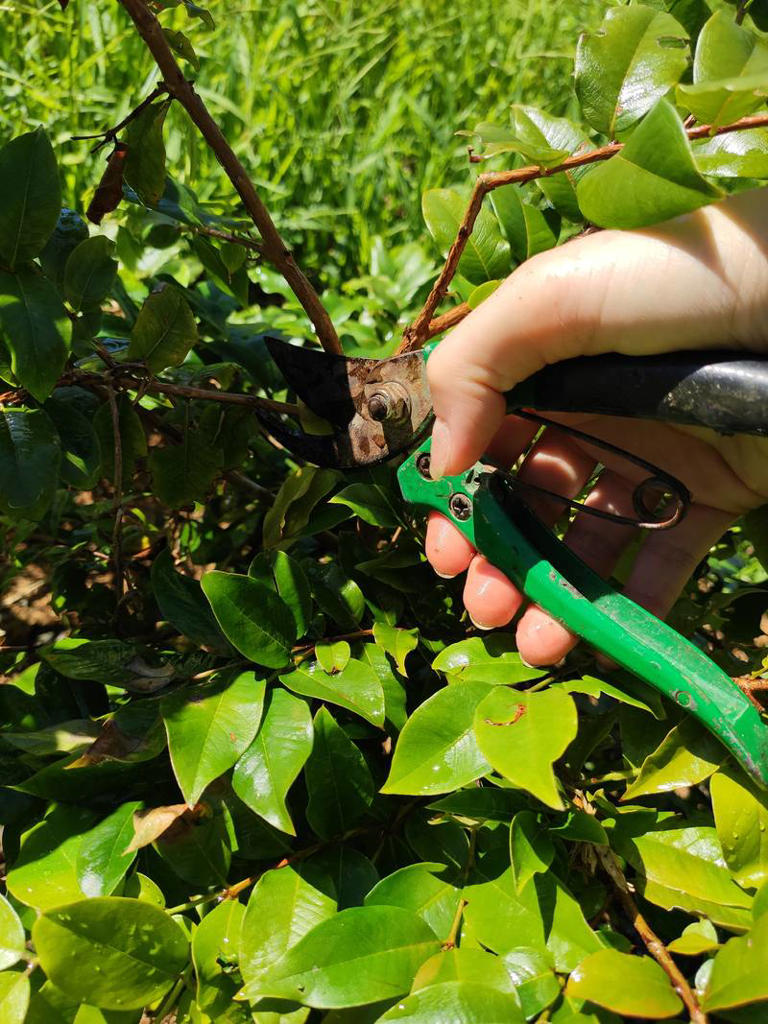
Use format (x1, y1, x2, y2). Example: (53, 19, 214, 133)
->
(258, 337, 768, 788)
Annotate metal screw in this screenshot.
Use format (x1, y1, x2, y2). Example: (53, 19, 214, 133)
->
(449, 493, 472, 521)
(416, 452, 431, 478)
(365, 383, 410, 423)
(368, 393, 390, 422)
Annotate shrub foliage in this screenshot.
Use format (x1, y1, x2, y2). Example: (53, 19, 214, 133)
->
(3, 1, 768, 1021)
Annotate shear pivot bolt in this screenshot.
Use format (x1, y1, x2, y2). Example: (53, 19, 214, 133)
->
(449, 493, 472, 521)
(365, 382, 411, 423)
(416, 453, 431, 478)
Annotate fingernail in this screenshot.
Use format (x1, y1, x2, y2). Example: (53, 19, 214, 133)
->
(434, 570, 456, 580)
(430, 418, 451, 480)
(469, 614, 494, 631)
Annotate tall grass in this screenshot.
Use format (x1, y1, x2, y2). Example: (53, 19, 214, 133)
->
(2, 0, 607, 274)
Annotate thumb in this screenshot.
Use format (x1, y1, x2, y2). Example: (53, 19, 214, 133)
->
(426, 191, 768, 478)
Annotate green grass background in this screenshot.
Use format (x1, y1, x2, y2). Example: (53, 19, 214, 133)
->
(2, 0, 608, 276)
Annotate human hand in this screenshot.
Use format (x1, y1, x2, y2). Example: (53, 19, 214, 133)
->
(425, 187, 768, 666)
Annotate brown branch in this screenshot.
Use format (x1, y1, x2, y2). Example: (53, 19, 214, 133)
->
(425, 301, 472, 341)
(114, 373, 297, 415)
(177, 221, 263, 254)
(117, 0, 341, 355)
(107, 386, 126, 602)
(399, 110, 768, 353)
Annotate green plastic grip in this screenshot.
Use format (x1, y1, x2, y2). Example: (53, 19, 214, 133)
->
(398, 438, 768, 789)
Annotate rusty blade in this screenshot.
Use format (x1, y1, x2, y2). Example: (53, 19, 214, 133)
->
(263, 337, 434, 467)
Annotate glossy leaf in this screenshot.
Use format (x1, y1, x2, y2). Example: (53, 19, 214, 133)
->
(33, 897, 189, 1010)
(667, 920, 720, 956)
(0, 268, 71, 402)
(422, 188, 511, 284)
(502, 948, 561, 1018)
(510, 810, 555, 892)
(257, 906, 440, 1008)
(202, 571, 297, 668)
(127, 283, 198, 373)
(382, 682, 492, 796)
(150, 548, 226, 649)
(0, 128, 60, 268)
(372, 622, 418, 675)
(305, 706, 375, 838)
(62, 236, 117, 313)
(379, 981, 525, 1022)
(233, 686, 313, 834)
(412, 948, 519, 995)
(474, 687, 577, 809)
(6, 804, 95, 909)
(316, 639, 351, 674)
(431, 634, 542, 685)
(0, 971, 30, 1024)
(566, 949, 683, 1018)
(0, 407, 60, 520)
(240, 864, 336, 991)
(678, 10, 768, 127)
(250, 549, 313, 637)
(623, 719, 724, 799)
(280, 659, 385, 727)
(330, 483, 400, 527)
(75, 801, 139, 897)
(578, 100, 720, 230)
(490, 186, 558, 263)
(162, 670, 266, 804)
(0, 896, 25, 971)
(702, 912, 768, 1011)
(695, 128, 768, 178)
(192, 899, 244, 1015)
(711, 767, 768, 889)
(575, 5, 690, 136)
(123, 100, 171, 206)
(366, 862, 461, 937)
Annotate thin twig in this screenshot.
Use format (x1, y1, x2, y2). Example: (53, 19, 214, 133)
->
(107, 387, 125, 601)
(72, 84, 169, 153)
(117, 0, 341, 355)
(425, 301, 472, 341)
(115, 373, 298, 415)
(177, 221, 263, 254)
(399, 110, 768, 352)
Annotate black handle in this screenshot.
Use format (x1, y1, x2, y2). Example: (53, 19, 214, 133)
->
(506, 350, 768, 436)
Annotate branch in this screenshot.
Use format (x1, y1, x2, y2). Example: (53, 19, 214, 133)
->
(399, 110, 768, 353)
(107, 386, 126, 602)
(117, 0, 341, 355)
(72, 84, 169, 153)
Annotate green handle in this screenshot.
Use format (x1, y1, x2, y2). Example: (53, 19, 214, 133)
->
(398, 438, 768, 789)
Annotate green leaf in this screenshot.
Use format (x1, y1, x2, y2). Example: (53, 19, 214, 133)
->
(575, 5, 690, 137)
(123, 100, 171, 206)
(422, 189, 511, 285)
(6, 804, 95, 910)
(461, 852, 546, 955)
(232, 687, 313, 834)
(0, 896, 25, 971)
(667, 920, 720, 956)
(154, 802, 232, 886)
(502, 948, 561, 1019)
(75, 801, 139, 897)
(702, 912, 768, 1011)
(0, 971, 30, 1024)
(0, 267, 71, 402)
(316, 639, 351, 674)
(678, 10, 768, 128)
(490, 187, 557, 263)
(202, 571, 297, 668)
(240, 864, 336, 992)
(163, 28, 200, 69)
(257, 906, 441, 1008)
(566, 949, 683, 1019)
(378, 981, 525, 1022)
(431, 634, 542, 685)
(162, 670, 266, 804)
(263, 466, 341, 548)
(280, 659, 385, 727)
(0, 407, 60, 520)
(191, 899, 244, 1015)
(93, 394, 147, 483)
(373, 623, 418, 676)
(305, 706, 375, 838)
(127, 283, 197, 373)
(558, 674, 657, 714)
(551, 809, 608, 846)
(40, 208, 89, 288)
(510, 105, 586, 165)
(510, 811, 555, 893)
(577, 100, 720, 230)
(711, 767, 768, 890)
(0, 128, 61, 268)
(695, 128, 768, 178)
(382, 682, 492, 796)
(307, 562, 365, 629)
(412, 948, 519, 995)
(32, 897, 188, 1010)
(44, 389, 101, 489)
(330, 483, 400, 527)
(151, 548, 226, 649)
(366, 862, 461, 937)
(614, 823, 753, 930)
(474, 688, 577, 810)
(62, 236, 117, 313)
(623, 719, 724, 799)
(250, 550, 313, 637)
(148, 431, 223, 507)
